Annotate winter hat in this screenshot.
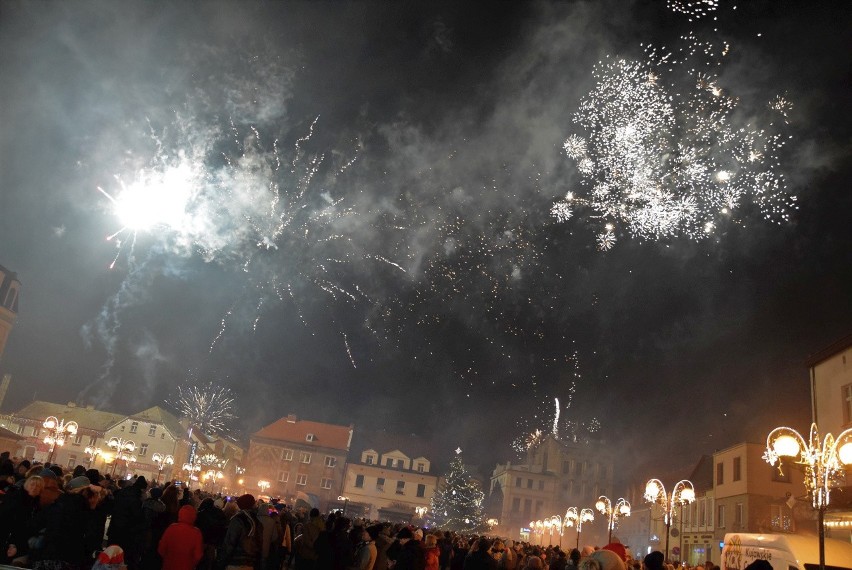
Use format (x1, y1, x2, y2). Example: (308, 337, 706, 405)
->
(86, 469, 105, 485)
(98, 545, 125, 565)
(39, 468, 59, 480)
(133, 476, 148, 489)
(214, 498, 225, 509)
(397, 527, 413, 540)
(602, 543, 627, 562)
(237, 493, 256, 510)
(149, 487, 164, 499)
(584, 549, 625, 570)
(67, 476, 93, 492)
(643, 552, 664, 570)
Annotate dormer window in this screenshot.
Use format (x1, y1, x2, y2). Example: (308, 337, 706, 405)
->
(306, 433, 316, 442)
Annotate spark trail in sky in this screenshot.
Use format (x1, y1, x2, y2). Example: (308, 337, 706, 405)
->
(552, 34, 796, 250)
(173, 381, 236, 435)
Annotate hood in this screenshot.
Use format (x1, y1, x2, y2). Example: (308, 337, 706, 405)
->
(143, 498, 166, 513)
(178, 504, 197, 525)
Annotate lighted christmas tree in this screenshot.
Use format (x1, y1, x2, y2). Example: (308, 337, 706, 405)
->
(429, 449, 487, 532)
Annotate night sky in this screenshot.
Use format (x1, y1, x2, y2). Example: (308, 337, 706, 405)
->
(1, 1, 850, 483)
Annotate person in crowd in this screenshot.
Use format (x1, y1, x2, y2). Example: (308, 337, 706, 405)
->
(158, 504, 204, 570)
(31, 476, 104, 570)
(423, 535, 440, 570)
(464, 538, 496, 570)
(390, 528, 425, 570)
(196, 497, 229, 570)
(525, 557, 543, 570)
(0, 474, 44, 564)
(295, 508, 325, 570)
(354, 526, 378, 570)
(219, 494, 263, 570)
(578, 550, 624, 570)
(369, 524, 392, 570)
(109, 476, 149, 570)
(257, 501, 283, 570)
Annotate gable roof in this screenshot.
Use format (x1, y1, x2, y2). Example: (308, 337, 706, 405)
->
(253, 414, 352, 451)
(119, 406, 187, 440)
(12, 401, 125, 432)
(348, 428, 441, 469)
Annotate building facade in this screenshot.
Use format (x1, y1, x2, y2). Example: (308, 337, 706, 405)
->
(712, 442, 807, 546)
(338, 429, 439, 521)
(489, 434, 615, 544)
(103, 406, 191, 481)
(0, 264, 20, 364)
(247, 414, 352, 510)
(807, 333, 852, 539)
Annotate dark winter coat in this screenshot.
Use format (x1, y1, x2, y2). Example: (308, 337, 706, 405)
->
(219, 509, 263, 569)
(393, 541, 426, 570)
(196, 500, 229, 546)
(108, 484, 146, 548)
(31, 492, 92, 565)
(0, 484, 39, 559)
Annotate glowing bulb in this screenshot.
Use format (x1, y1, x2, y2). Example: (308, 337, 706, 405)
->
(837, 442, 852, 465)
(773, 434, 801, 458)
(596, 499, 606, 511)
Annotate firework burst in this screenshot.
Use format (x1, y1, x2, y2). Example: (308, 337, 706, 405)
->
(553, 34, 796, 249)
(172, 381, 236, 435)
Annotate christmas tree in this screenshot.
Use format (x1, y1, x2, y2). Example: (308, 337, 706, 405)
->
(429, 449, 487, 532)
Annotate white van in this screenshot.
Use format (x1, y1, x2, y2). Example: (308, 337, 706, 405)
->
(721, 533, 852, 570)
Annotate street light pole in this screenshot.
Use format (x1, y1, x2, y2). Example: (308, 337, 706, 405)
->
(43, 416, 79, 464)
(764, 422, 852, 570)
(644, 479, 695, 563)
(338, 495, 350, 517)
(596, 495, 631, 544)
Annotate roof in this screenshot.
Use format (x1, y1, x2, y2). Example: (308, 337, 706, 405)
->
(12, 401, 125, 432)
(805, 333, 852, 368)
(121, 406, 187, 440)
(0, 426, 25, 441)
(688, 454, 714, 492)
(253, 414, 352, 451)
(348, 428, 441, 468)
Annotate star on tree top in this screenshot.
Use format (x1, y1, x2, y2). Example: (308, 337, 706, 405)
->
(455, 447, 462, 455)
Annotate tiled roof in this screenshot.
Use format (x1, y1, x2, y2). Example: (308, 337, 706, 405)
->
(122, 406, 187, 440)
(348, 428, 438, 465)
(12, 401, 126, 432)
(253, 415, 352, 451)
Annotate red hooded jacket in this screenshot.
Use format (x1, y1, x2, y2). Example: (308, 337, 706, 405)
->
(158, 505, 204, 570)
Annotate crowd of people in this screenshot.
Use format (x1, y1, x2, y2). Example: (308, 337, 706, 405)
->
(0, 453, 737, 570)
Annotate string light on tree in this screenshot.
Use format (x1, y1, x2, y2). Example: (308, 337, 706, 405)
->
(429, 449, 487, 532)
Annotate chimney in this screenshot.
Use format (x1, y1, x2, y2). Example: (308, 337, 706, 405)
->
(286, 414, 297, 423)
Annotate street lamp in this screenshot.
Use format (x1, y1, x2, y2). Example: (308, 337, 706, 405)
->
(764, 422, 852, 570)
(107, 437, 137, 476)
(84, 446, 102, 467)
(550, 515, 564, 548)
(529, 520, 544, 546)
(203, 469, 224, 492)
(151, 453, 175, 484)
(338, 495, 350, 516)
(565, 507, 594, 549)
(43, 416, 79, 464)
(644, 479, 695, 562)
(595, 495, 631, 543)
(182, 461, 201, 483)
(258, 480, 270, 495)
(415, 505, 428, 520)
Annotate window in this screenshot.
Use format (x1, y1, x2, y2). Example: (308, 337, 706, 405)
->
(386, 458, 393, 467)
(278, 471, 289, 483)
(366, 455, 374, 465)
(89, 436, 96, 446)
(843, 383, 852, 425)
(770, 504, 793, 532)
(699, 500, 706, 527)
(717, 505, 726, 528)
(120, 425, 125, 432)
(355, 474, 364, 488)
(306, 433, 315, 442)
(512, 497, 521, 512)
(527, 479, 533, 489)
(515, 477, 521, 488)
(417, 484, 426, 498)
(300, 452, 312, 464)
(535, 500, 543, 516)
(396, 480, 405, 495)
(67, 455, 77, 468)
(416, 463, 425, 473)
(161, 433, 165, 439)
(325, 456, 336, 468)
(139, 443, 148, 457)
(376, 477, 385, 491)
(735, 503, 743, 527)
(149, 425, 157, 437)
(571, 480, 579, 496)
(321, 478, 333, 490)
(296, 474, 307, 486)
(130, 421, 138, 434)
(16, 425, 23, 435)
(73, 434, 83, 446)
(716, 462, 724, 485)
(562, 461, 569, 474)
(538, 480, 544, 491)
(282, 449, 294, 461)
(733, 457, 742, 482)
(523, 499, 532, 515)
(31, 426, 38, 436)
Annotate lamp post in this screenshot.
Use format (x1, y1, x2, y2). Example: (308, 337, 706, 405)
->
(644, 479, 695, 562)
(43, 416, 79, 464)
(182, 461, 201, 483)
(764, 422, 852, 570)
(204, 470, 224, 492)
(84, 446, 102, 467)
(107, 437, 137, 476)
(151, 453, 175, 484)
(258, 480, 270, 496)
(595, 495, 632, 543)
(338, 495, 351, 516)
(565, 507, 594, 549)
(550, 515, 564, 548)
